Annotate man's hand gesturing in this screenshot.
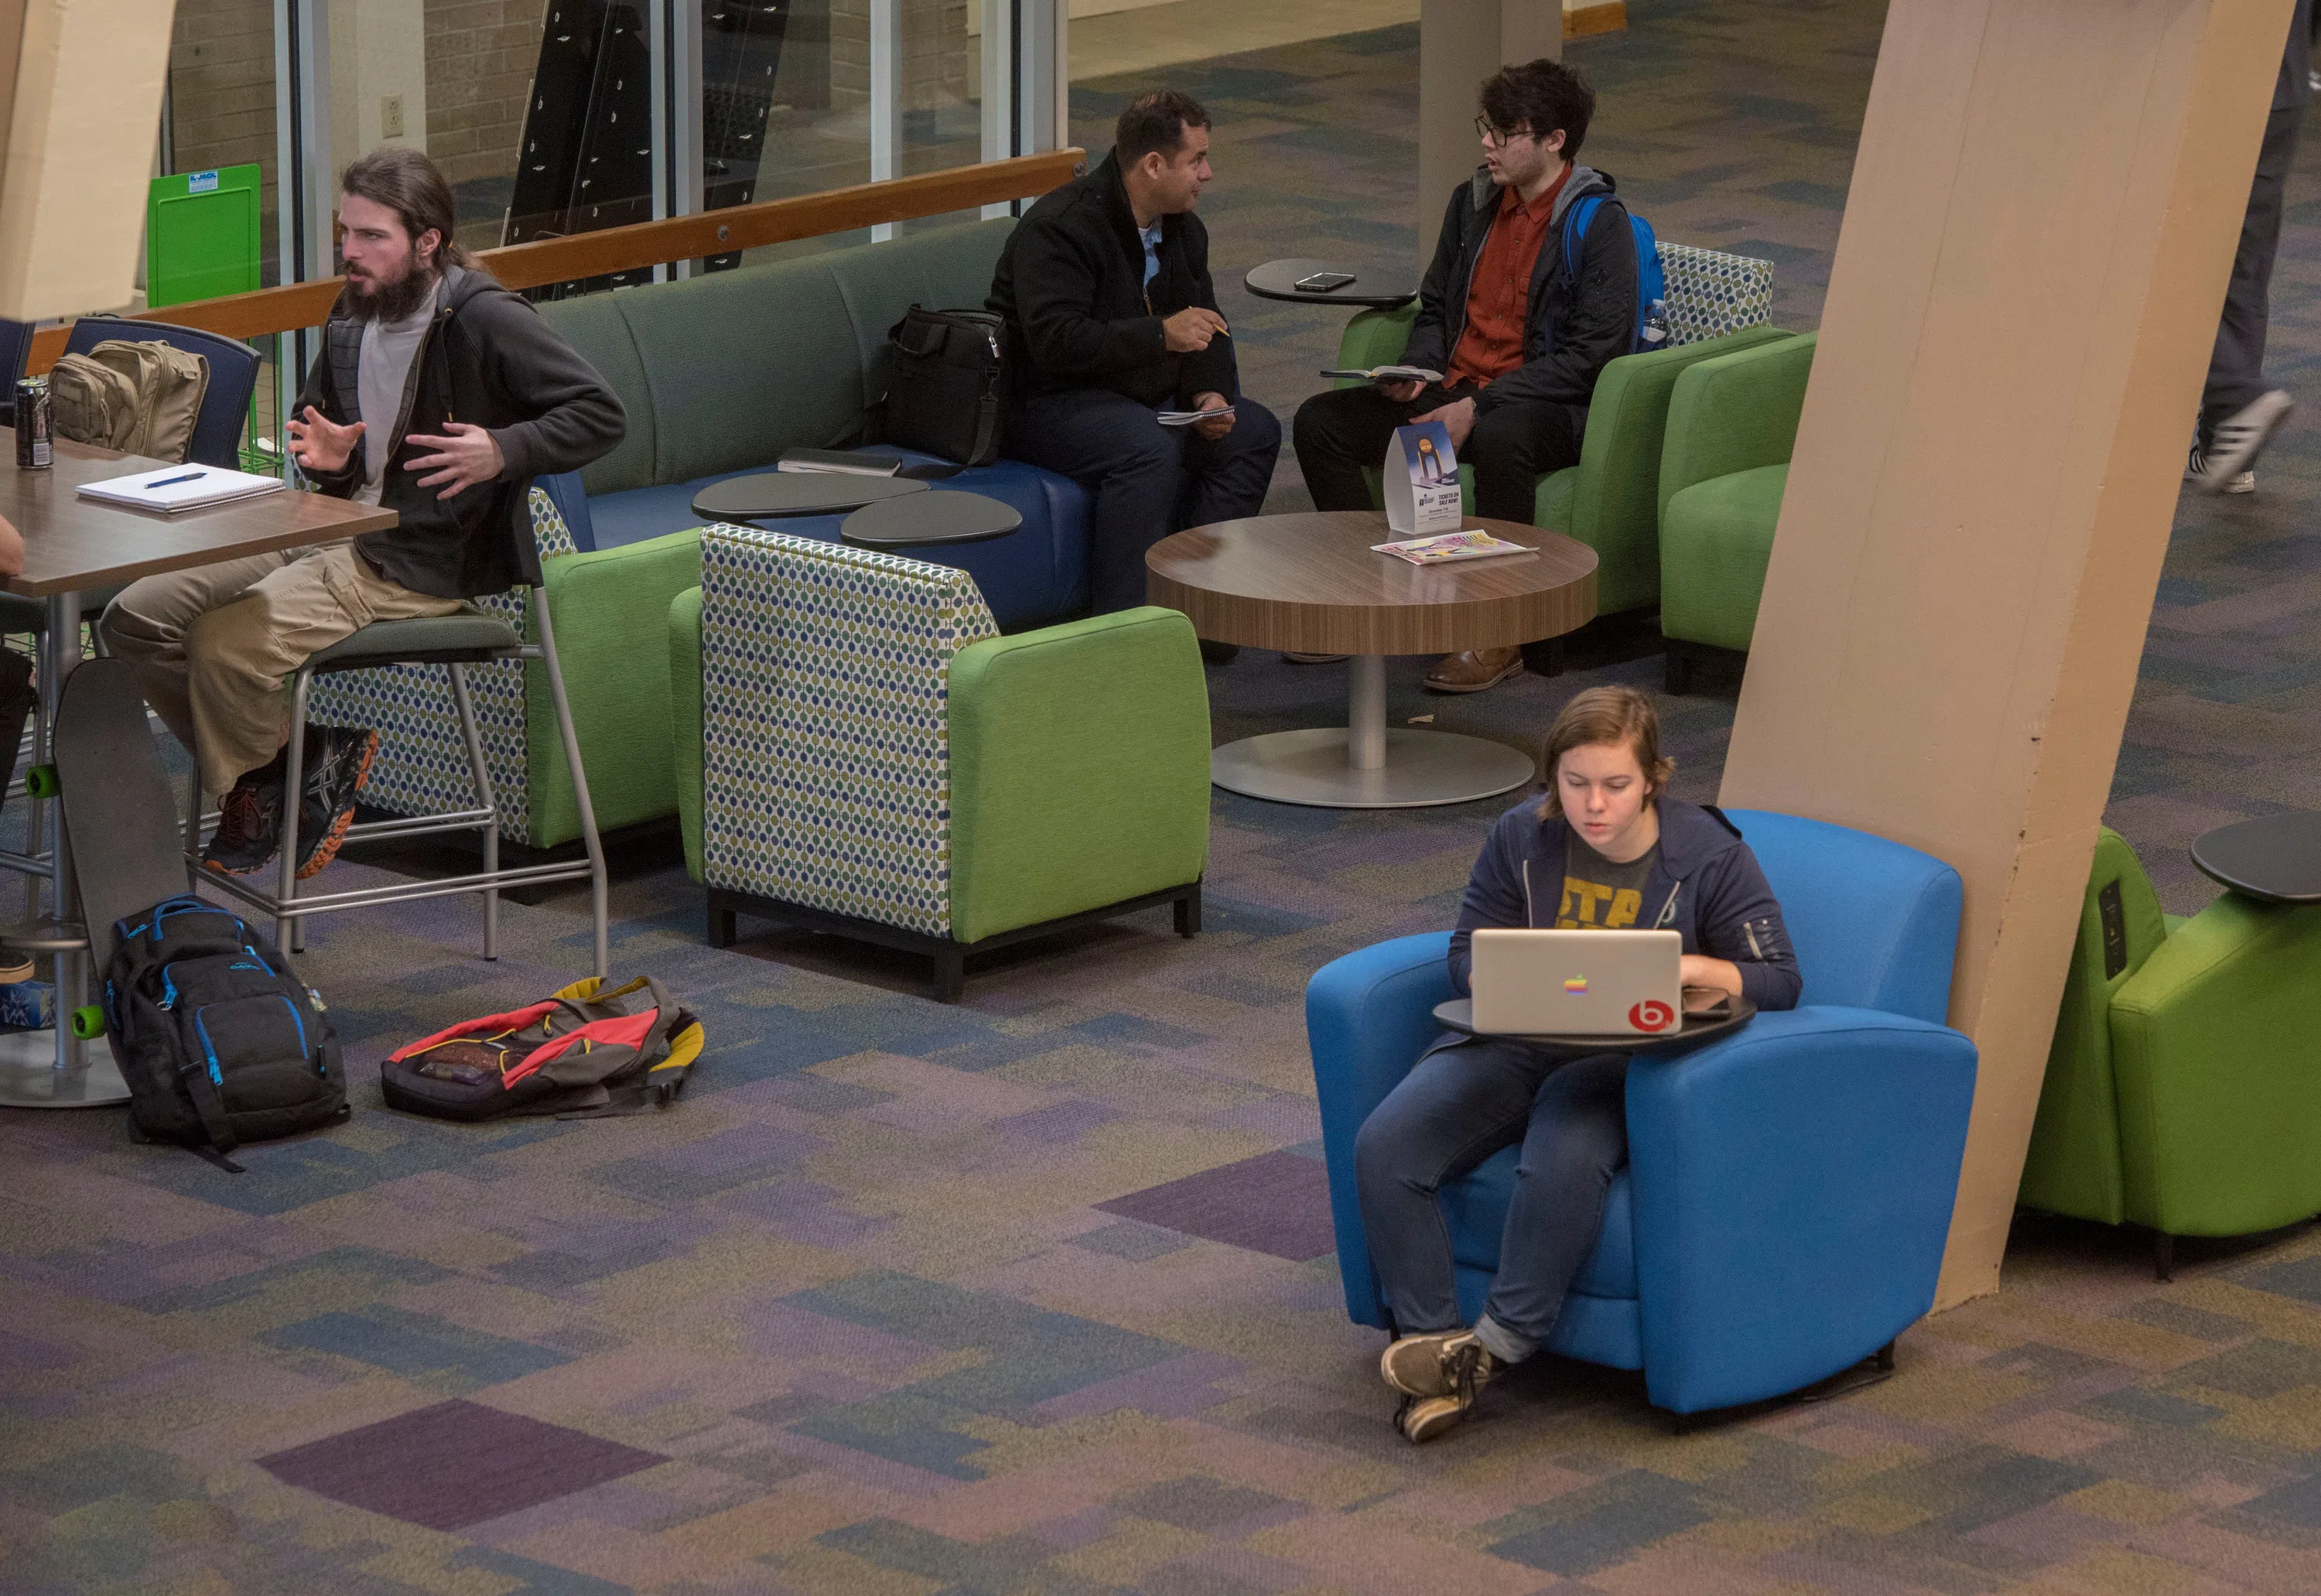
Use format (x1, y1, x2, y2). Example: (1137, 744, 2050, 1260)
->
(286, 405, 366, 476)
(404, 422, 506, 500)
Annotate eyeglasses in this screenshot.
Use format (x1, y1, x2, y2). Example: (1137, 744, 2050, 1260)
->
(1474, 115, 1537, 147)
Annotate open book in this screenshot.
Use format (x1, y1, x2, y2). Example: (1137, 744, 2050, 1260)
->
(1321, 364, 1443, 385)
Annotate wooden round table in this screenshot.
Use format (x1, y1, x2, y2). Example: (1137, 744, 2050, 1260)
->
(1147, 511, 1598, 808)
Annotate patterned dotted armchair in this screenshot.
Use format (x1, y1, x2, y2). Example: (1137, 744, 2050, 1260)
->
(309, 482, 703, 849)
(668, 524, 1212, 1000)
(1333, 241, 1781, 619)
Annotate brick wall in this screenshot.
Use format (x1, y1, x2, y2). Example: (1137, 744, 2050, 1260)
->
(168, 0, 280, 277)
(829, 0, 972, 114)
(425, 0, 551, 203)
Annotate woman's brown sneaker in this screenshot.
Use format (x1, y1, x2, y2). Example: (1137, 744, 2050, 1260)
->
(1380, 1329, 1501, 1399)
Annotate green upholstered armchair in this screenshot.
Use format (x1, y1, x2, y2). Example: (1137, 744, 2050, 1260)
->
(1657, 331, 1817, 692)
(1329, 243, 1783, 621)
(668, 525, 1211, 1000)
(2018, 828, 2321, 1277)
(308, 490, 702, 849)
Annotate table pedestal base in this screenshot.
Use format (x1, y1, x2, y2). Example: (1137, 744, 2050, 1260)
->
(1209, 653, 1535, 808)
(0, 1028, 127, 1107)
(1212, 728, 1534, 808)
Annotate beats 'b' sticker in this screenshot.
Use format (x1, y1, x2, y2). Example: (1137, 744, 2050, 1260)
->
(1629, 1000, 1676, 1033)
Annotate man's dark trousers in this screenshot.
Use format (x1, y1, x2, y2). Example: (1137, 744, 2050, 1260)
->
(1294, 384, 1579, 523)
(2204, 0, 2309, 436)
(1009, 390, 1282, 613)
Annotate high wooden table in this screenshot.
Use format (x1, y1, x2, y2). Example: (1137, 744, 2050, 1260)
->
(0, 440, 395, 1107)
(1147, 511, 1598, 808)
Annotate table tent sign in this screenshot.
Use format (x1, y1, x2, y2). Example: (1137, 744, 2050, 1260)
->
(1386, 419, 1462, 536)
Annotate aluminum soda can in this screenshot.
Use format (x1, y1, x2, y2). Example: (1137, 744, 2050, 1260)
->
(14, 378, 50, 470)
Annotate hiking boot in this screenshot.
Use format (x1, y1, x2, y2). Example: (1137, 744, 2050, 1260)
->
(293, 726, 380, 880)
(2198, 390, 2292, 490)
(1380, 1328, 1502, 1399)
(202, 774, 285, 876)
(1424, 647, 1523, 693)
(2184, 446, 2255, 495)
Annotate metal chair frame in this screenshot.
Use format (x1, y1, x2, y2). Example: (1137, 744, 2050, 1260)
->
(190, 584, 610, 979)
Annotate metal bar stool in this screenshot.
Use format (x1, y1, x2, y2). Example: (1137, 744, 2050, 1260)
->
(190, 569, 610, 979)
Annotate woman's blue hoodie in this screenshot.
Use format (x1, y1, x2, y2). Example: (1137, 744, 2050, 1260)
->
(1449, 796, 1803, 1012)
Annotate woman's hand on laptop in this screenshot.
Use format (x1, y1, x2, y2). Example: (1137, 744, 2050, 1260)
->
(1680, 954, 1742, 997)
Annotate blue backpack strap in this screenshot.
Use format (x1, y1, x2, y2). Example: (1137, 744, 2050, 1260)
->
(1560, 193, 1608, 282)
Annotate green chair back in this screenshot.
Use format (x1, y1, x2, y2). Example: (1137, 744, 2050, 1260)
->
(2018, 828, 2169, 1224)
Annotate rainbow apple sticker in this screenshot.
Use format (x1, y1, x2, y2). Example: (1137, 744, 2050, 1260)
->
(1564, 976, 1588, 995)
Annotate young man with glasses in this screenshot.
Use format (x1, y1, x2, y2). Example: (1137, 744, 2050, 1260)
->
(1292, 59, 1636, 694)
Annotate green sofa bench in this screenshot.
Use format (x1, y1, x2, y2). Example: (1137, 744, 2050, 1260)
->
(1658, 330, 1817, 692)
(2018, 827, 2321, 1277)
(669, 524, 1212, 1000)
(1329, 241, 1782, 623)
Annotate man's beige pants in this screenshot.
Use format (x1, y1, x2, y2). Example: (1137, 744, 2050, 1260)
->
(101, 542, 461, 798)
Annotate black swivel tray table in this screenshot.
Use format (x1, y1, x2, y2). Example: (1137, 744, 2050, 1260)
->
(2191, 813, 2321, 904)
(1243, 258, 1419, 310)
(1432, 996, 1756, 1061)
(692, 471, 928, 523)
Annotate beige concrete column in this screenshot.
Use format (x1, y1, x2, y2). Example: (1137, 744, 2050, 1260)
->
(1417, 0, 1560, 268)
(1718, 0, 2293, 1307)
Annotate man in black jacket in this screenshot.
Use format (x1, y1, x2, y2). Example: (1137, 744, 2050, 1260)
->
(988, 90, 1280, 617)
(1294, 60, 1636, 694)
(103, 147, 624, 880)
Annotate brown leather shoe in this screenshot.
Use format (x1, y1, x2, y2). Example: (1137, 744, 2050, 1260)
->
(1424, 647, 1523, 693)
(1282, 651, 1350, 665)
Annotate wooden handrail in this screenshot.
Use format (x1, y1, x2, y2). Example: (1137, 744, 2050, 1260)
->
(26, 149, 1085, 375)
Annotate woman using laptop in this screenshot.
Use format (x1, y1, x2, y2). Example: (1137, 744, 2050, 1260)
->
(1352, 685, 1800, 1443)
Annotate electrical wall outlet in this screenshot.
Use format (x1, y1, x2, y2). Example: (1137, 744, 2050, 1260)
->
(381, 94, 405, 139)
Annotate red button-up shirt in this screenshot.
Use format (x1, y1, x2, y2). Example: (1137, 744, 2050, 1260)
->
(1447, 166, 1571, 388)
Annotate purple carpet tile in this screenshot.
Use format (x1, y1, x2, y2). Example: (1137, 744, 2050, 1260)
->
(256, 1399, 668, 1530)
(1095, 1149, 1338, 1261)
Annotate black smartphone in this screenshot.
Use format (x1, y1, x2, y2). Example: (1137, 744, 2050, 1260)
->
(1294, 272, 1356, 293)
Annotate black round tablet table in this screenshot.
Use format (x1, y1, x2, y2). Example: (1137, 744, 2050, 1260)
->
(1431, 996, 1755, 1060)
(1243, 258, 1418, 311)
(841, 490, 1023, 550)
(2191, 813, 2321, 904)
(691, 471, 927, 523)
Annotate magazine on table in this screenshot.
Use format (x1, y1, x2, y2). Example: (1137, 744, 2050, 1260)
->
(1372, 529, 1537, 566)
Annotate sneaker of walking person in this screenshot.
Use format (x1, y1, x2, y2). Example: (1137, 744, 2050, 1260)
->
(2193, 390, 2292, 494)
(1426, 647, 1524, 693)
(202, 760, 288, 876)
(293, 726, 381, 880)
(2183, 445, 2256, 495)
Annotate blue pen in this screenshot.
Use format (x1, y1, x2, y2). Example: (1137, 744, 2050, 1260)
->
(143, 470, 206, 489)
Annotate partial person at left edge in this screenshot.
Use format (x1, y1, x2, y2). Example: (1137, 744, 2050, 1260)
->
(988, 89, 1281, 658)
(101, 147, 625, 883)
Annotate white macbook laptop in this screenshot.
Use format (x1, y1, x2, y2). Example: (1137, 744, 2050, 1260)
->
(1470, 928, 1683, 1037)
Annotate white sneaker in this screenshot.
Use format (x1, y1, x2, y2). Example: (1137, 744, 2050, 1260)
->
(2185, 446, 2257, 495)
(2200, 390, 2292, 489)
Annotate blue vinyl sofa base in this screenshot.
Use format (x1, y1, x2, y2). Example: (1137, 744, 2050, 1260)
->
(533, 219, 1096, 634)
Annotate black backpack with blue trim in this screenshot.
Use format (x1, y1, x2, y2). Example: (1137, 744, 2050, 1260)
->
(1560, 193, 1670, 355)
(104, 895, 346, 1169)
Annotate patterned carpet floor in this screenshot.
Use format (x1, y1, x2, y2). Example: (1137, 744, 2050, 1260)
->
(12, 2, 2321, 1591)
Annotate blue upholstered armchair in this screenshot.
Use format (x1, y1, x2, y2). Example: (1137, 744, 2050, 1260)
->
(1305, 811, 1978, 1417)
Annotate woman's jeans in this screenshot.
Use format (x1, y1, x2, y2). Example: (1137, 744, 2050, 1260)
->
(1352, 1035, 1629, 1361)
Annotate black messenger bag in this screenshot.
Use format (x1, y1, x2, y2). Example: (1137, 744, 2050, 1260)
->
(880, 305, 1004, 466)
